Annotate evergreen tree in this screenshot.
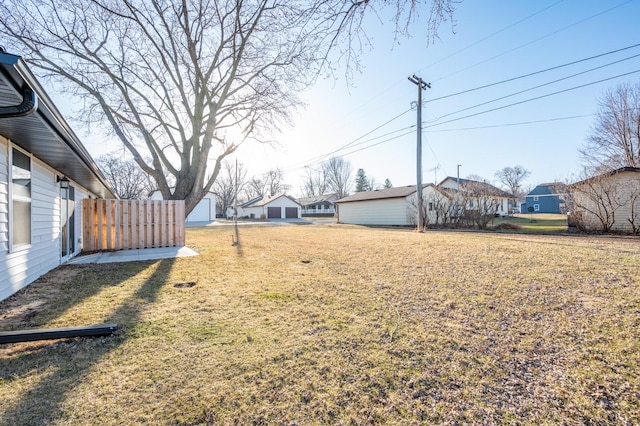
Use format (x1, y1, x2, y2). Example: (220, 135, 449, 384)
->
(383, 179, 393, 189)
(355, 169, 370, 192)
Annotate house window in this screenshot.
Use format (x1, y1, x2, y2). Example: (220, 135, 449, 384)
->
(428, 202, 434, 211)
(533, 196, 539, 201)
(534, 204, 540, 212)
(11, 147, 31, 249)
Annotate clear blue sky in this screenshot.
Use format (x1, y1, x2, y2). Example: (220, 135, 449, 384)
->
(232, 0, 640, 194)
(53, 0, 640, 195)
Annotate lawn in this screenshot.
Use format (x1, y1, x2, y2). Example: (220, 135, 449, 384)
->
(1, 225, 639, 424)
(491, 213, 568, 233)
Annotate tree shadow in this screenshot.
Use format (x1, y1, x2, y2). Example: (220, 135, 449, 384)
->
(232, 221, 244, 257)
(0, 258, 175, 425)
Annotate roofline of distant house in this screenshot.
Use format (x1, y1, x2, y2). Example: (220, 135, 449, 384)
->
(570, 167, 640, 187)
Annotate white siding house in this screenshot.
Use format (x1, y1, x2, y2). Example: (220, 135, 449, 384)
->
(569, 167, 640, 234)
(150, 190, 216, 223)
(239, 194, 301, 219)
(439, 176, 512, 216)
(336, 185, 449, 226)
(0, 51, 115, 302)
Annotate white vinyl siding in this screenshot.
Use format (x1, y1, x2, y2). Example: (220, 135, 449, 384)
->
(573, 171, 640, 233)
(0, 137, 97, 301)
(338, 198, 409, 225)
(241, 195, 300, 219)
(0, 140, 8, 253)
(151, 190, 216, 223)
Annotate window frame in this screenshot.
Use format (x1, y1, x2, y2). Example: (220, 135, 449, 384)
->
(9, 144, 33, 252)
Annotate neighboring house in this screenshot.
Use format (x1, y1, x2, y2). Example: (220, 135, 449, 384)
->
(238, 194, 301, 219)
(150, 190, 216, 223)
(520, 183, 567, 214)
(569, 167, 640, 234)
(297, 193, 338, 216)
(438, 176, 513, 216)
(335, 184, 449, 226)
(0, 50, 116, 302)
(335, 176, 515, 227)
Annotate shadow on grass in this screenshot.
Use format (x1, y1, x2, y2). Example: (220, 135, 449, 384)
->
(0, 258, 175, 425)
(232, 222, 244, 257)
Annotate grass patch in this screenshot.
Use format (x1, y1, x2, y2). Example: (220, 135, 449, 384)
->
(492, 213, 568, 233)
(1, 225, 639, 424)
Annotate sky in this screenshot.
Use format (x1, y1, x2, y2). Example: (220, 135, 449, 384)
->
(52, 0, 640, 197)
(231, 0, 640, 195)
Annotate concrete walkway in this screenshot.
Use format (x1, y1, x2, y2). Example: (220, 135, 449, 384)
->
(68, 246, 199, 265)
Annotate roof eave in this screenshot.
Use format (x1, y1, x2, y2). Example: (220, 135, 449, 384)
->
(0, 52, 116, 199)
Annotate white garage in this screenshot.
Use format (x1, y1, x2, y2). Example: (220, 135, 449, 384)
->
(239, 194, 301, 219)
(150, 190, 216, 223)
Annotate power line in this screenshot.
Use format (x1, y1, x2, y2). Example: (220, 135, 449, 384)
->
(309, 44, 640, 167)
(428, 42, 640, 103)
(293, 108, 412, 169)
(418, 0, 566, 75)
(308, 1, 569, 134)
(434, 0, 634, 82)
(424, 69, 640, 129)
(429, 53, 640, 122)
(424, 114, 594, 133)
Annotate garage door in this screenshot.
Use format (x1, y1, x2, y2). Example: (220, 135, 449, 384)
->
(285, 207, 298, 218)
(186, 199, 210, 222)
(267, 207, 281, 218)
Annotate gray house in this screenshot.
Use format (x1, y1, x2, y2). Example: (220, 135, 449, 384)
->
(521, 183, 567, 214)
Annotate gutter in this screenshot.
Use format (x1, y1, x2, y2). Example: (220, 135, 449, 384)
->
(0, 47, 38, 118)
(0, 86, 37, 118)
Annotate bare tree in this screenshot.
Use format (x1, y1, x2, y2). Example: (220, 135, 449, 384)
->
(300, 167, 328, 197)
(459, 180, 500, 229)
(212, 160, 247, 215)
(626, 179, 640, 234)
(495, 165, 530, 197)
(323, 156, 352, 199)
(244, 177, 266, 200)
(96, 153, 156, 199)
(419, 190, 452, 228)
(0, 0, 456, 214)
(581, 82, 640, 173)
(570, 173, 623, 233)
(244, 168, 289, 199)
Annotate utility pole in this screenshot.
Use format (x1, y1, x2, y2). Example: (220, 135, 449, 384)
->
(457, 164, 462, 190)
(408, 74, 430, 232)
(232, 159, 240, 246)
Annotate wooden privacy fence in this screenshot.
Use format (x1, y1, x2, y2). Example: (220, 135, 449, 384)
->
(82, 199, 185, 252)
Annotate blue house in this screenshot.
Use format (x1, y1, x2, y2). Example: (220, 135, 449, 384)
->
(520, 183, 567, 214)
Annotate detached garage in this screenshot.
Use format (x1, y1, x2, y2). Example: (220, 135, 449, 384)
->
(335, 184, 447, 226)
(240, 194, 301, 219)
(150, 190, 216, 223)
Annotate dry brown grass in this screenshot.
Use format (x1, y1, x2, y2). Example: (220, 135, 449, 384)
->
(1, 224, 639, 425)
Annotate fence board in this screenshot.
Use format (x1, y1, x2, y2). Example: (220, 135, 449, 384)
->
(82, 199, 186, 252)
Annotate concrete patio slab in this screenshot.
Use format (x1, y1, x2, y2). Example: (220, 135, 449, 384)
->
(68, 246, 198, 265)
